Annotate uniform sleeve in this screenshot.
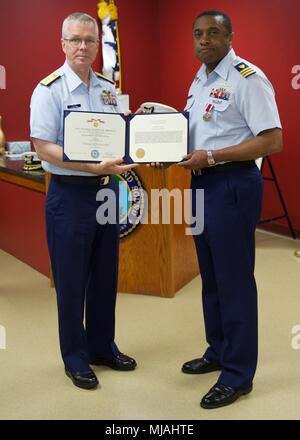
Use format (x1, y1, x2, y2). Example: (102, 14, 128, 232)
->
(30, 84, 61, 143)
(235, 74, 282, 136)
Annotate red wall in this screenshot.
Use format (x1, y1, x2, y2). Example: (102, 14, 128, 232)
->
(158, 0, 300, 232)
(0, 0, 160, 272)
(0, 0, 299, 263)
(0, 182, 49, 275)
(0, 0, 160, 140)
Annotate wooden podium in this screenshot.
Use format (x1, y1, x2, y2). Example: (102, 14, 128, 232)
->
(118, 165, 199, 297)
(47, 167, 199, 298)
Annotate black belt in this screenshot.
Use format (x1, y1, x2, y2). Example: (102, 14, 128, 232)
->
(52, 174, 110, 186)
(192, 160, 255, 176)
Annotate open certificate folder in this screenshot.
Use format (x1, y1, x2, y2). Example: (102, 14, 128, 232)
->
(63, 111, 189, 163)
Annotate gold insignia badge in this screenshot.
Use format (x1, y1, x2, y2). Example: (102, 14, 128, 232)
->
(40, 72, 61, 86)
(234, 62, 256, 79)
(95, 72, 114, 85)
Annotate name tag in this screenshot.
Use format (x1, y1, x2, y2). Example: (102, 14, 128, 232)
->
(67, 104, 81, 109)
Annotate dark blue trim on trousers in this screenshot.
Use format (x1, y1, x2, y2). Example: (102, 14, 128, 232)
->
(46, 177, 120, 372)
(191, 164, 263, 389)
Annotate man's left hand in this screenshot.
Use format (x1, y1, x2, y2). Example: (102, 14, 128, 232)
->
(177, 150, 208, 170)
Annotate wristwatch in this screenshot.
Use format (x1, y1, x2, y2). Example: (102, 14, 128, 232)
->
(207, 150, 216, 166)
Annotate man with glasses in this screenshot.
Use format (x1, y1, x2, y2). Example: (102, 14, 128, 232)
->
(30, 12, 137, 390)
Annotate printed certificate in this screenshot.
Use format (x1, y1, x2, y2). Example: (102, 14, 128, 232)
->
(128, 112, 189, 163)
(63, 111, 189, 163)
(63, 111, 126, 162)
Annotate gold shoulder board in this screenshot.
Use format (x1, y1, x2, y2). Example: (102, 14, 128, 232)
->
(234, 63, 256, 79)
(94, 72, 114, 84)
(40, 72, 61, 86)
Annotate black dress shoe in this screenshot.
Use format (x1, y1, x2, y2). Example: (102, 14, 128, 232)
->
(90, 353, 137, 371)
(182, 357, 221, 374)
(65, 368, 99, 389)
(200, 383, 253, 409)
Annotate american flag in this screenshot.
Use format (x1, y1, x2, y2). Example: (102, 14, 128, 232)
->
(97, 0, 122, 93)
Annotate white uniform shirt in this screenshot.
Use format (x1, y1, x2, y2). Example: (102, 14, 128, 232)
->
(185, 49, 282, 152)
(30, 61, 120, 176)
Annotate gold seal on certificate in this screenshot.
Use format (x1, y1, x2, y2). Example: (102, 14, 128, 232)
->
(135, 148, 145, 159)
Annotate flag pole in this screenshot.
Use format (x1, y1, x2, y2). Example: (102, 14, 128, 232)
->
(97, 0, 122, 94)
(111, 0, 122, 94)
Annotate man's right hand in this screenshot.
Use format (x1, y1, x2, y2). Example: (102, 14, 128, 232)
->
(88, 159, 138, 175)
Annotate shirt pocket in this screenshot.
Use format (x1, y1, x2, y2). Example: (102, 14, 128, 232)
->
(212, 99, 234, 124)
(213, 100, 231, 113)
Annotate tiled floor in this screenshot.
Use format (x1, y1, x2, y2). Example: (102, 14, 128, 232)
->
(0, 230, 300, 419)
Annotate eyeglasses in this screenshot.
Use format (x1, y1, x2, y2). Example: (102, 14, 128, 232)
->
(64, 38, 99, 48)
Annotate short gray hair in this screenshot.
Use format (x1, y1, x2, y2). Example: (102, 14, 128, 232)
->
(62, 12, 99, 39)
